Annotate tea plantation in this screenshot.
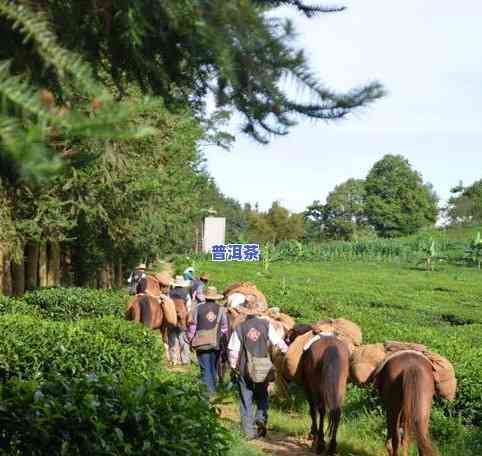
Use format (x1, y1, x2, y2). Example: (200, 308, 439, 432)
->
(196, 258, 482, 455)
(0, 289, 231, 455)
(1, 258, 481, 455)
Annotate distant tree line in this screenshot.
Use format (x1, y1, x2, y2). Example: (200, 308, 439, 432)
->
(242, 154, 481, 243)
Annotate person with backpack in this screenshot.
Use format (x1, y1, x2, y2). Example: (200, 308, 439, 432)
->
(127, 263, 146, 295)
(228, 295, 288, 440)
(187, 286, 228, 395)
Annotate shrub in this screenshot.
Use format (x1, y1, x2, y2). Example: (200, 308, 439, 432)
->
(0, 315, 163, 382)
(19, 287, 128, 320)
(0, 373, 231, 455)
(0, 295, 41, 317)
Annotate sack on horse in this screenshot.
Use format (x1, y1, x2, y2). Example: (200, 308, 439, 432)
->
(351, 340, 457, 401)
(223, 281, 267, 306)
(350, 343, 387, 384)
(161, 296, 178, 326)
(265, 307, 296, 333)
(312, 318, 362, 354)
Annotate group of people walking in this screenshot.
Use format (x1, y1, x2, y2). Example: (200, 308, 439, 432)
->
(127, 264, 286, 440)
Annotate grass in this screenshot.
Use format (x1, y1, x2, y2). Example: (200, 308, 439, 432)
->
(193, 258, 482, 455)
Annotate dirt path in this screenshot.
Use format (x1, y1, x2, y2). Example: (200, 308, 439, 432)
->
(249, 433, 312, 455)
(218, 404, 313, 455)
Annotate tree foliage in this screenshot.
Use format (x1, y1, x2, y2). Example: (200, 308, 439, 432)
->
(305, 179, 373, 241)
(4, 0, 384, 145)
(447, 179, 482, 225)
(365, 155, 438, 237)
(247, 201, 304, 242)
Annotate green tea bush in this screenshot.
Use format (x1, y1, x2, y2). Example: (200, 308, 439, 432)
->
(19, 287, 128, 320)
(0, 373, 231, 455)
(0, 295, 41, 317)
(0, 315, 163, 381)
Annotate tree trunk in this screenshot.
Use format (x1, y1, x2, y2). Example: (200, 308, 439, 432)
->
(26, 242, 39, 290)
(97, 267, 109, 289)
(3, 257, 12, 296)
(38, 243, 48, 288)
(106, 262, 113, 289)
(0, 246, 4, 295)
(60, 247, 72, 286)
(115, 261, 123, 289)
(12, 257, 25, 296)
(47, 241, 61, 287)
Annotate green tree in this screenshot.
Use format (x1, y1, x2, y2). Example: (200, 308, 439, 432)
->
(447, 179, 482, 225)
(365, 155, 438, 237)
(247, 201, 303, 242)
(2, 0, 383, 147)
(322, 178, 368, 240)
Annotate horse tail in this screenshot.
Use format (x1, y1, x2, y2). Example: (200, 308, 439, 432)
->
(402, 365, 437, 456)
(320, 345, 344, 442)
(139, 295, 152, 327)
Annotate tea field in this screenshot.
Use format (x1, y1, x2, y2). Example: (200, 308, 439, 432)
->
(194, 259, 482, 455)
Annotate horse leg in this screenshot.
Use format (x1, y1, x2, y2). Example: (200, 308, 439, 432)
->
(308, 397, 318, 441)
(316, 403, 326, 455)
(327, 408, 341, 455)
(416, 401, 435, 456)
(385, 405, 401, 456)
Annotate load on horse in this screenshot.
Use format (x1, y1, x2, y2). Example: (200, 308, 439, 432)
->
(125, 272, 179, 361)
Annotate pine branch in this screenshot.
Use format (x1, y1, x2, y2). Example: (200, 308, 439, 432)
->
(254, 1, 346, 17)
(0, 1, 100, 96)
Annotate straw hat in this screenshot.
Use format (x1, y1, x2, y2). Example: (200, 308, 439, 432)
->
(156, 272, 173, 286)
(204, 286, 223, 301)
(136, 263, 146, 270)
(173, 275, 190, 287)
(200, 272, 210, 281)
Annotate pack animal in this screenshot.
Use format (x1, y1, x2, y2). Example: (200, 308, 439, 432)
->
(374, 351, 437, 456)
(294, 327, 350, 455)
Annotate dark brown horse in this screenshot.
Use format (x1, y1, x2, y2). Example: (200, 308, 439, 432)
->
(296, 330, 350, 455)
(374, 352, 437, 456)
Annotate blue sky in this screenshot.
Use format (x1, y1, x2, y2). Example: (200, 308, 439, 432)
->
(204, 0, 482, 212)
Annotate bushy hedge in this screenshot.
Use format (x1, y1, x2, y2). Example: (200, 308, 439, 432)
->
(0, 307, 231, 454)
(2, 287, 128, 320)
(0, 374, 230, 455)
(0, 315, 163, 381)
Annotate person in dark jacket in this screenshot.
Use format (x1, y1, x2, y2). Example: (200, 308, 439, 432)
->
(228, 295, 288, 439)
(187, 286, 228, 395)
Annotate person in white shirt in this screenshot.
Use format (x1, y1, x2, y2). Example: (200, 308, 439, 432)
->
(228, 295, 288, 440)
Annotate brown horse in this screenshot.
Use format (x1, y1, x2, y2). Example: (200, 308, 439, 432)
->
(136, 275, 162, 296)
(297, 331, 350, 455)
(374, 352, 437, 456)
(125, 294, 164, 330)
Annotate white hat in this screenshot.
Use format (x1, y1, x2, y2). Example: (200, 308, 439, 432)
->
(174, 275, 190, 287)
